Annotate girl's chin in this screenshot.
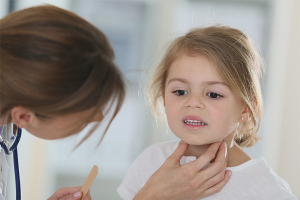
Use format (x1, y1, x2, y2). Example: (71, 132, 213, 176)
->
(182, 138, 224, 146)
(187, 143, 212, 146)
(182, 139, 211, 146)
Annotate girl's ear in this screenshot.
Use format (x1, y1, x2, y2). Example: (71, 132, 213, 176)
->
(11, 106, 35, 128)
(240, 105, 250, 123)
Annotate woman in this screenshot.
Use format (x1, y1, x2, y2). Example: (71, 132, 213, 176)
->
(0, 5, 230, 200)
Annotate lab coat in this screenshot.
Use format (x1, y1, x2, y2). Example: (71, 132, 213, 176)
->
(0, 148, 8, 200)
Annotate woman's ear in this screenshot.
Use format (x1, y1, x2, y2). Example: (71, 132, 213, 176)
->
(91, 111, 104, 122)
(11, 106, 35, 128)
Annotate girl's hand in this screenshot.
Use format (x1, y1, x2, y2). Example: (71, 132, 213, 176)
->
(133, 141, 231, 200)
(47, 186, 91, 200)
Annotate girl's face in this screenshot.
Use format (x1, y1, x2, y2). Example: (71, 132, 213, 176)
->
(164, 54, 247, 145)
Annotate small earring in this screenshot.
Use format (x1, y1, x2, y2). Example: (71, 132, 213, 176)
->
(241, 117, 244, 121)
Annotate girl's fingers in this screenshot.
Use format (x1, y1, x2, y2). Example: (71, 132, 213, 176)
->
(202, 170, 232, 198)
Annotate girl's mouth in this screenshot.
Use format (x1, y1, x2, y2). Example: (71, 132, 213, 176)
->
(184, 119, 207, 126)
(182, 116, 208, 130)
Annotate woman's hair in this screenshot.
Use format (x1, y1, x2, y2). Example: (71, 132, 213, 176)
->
(0, 5, 125, 146)
(149, 25, 264, 147)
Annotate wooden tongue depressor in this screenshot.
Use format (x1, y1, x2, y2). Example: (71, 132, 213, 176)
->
(80, 165, 98, 200)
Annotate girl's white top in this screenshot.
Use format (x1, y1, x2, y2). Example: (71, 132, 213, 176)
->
(117, 140, 297, 200)
(0, 148, 8, 200)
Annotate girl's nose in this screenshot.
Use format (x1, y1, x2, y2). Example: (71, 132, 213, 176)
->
(184, 94, 205, 109)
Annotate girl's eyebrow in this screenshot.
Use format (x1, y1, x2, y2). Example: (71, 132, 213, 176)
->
(204, 81, 229, 87)
(167, 78, 188, 85)
(167, 78, 229, 88)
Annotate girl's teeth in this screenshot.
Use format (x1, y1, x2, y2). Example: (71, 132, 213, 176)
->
(184, 120, 205, 125)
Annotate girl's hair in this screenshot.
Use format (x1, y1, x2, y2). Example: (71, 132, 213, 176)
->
(0, 5, 125, 146)
(149, 25, 263, 147)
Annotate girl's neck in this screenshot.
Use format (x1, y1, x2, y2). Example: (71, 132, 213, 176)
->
(184, 140, 251, 167)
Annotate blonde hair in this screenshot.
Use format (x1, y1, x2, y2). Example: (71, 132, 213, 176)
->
(149, 25, 264, 147)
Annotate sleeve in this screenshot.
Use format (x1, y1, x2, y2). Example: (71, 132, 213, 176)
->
(0, 149, 8, 200)
(117, 141, 177, 200)
(117, 144, 166, 200)
(0, 194, 5, 200)
(117, 159, 145, 200)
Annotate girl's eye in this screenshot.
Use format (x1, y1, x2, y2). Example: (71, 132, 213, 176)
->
(207, 92, 223, 99)
(173, 90, 188, 96)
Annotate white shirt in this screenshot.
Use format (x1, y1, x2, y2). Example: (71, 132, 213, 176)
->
(0, 148, 8, 200)
(117, 140, 297, 200)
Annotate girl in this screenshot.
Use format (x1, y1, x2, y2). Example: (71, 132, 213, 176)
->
(118, 25, 297, 199)
(0, 6, 230, 200)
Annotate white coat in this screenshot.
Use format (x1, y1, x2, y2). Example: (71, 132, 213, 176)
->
(0, 148, 8, 200)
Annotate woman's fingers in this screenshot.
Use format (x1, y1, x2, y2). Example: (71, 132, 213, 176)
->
(133, 141, 230, 200)
(167, 140, 189, 165)
(59, 192, 82, 200)
(214, 140, 227, 162)
(83, 190, 92, 200)
(202, 170, 232, 198)
(52, 187, 81, 199)
(58, 190, 91, 200)
(201, 157, 227, 189)
(198, 141, 227, 180)
(47, 187, 91, 200)
(196, 141, 230, 199)
(192, 141, 222, 170)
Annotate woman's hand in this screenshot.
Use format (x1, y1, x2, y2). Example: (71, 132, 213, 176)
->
(47, 186, 91, 200)
(133, 141, 231, 200)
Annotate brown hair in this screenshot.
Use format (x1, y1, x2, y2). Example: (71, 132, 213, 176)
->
(149, 25, 263, 147)
(0, 5, 125, 145)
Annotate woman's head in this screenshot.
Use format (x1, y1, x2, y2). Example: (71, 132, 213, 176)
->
(149, 25, 263, 147)
(0, 5, 125, 142)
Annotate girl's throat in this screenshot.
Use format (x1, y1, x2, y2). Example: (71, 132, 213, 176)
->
(184, 144, 211, 158)
(184, 142, 252, 167)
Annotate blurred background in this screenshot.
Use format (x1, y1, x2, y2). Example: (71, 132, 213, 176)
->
(1, 0, 299, 199)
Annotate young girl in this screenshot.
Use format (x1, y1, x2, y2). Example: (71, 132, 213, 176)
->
(117, 25, 297, 199)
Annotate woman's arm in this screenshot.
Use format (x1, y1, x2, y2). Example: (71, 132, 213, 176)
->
(133, 141, 231, 200)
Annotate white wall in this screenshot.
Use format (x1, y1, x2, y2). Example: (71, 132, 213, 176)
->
(262, 0, 300, 197)
(276, 0, 300, 196)
(15, 0, 71, 10)
(0, 0, 9, 19)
